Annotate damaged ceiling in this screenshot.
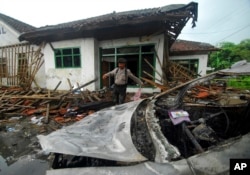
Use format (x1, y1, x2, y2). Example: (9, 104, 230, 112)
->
(18, 2, 198, 47)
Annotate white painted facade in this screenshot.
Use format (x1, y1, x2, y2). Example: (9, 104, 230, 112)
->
(34, 35, 210, 92)
(0, 17, 209, 93)
(0, 20, 20, 46)
(43, 38, 98, 91)
(43, 34, 165, 93)
(0, 19, 45, 87)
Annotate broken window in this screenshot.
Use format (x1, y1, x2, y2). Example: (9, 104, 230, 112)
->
(101, 44, 155, 87)
(0, 57, 7, 77)
(54, 48, 81, 68)
(173, 59, 199, 75)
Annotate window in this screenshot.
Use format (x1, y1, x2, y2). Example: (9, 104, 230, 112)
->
(0, 57, 7, 77)
(101, 44, 155, 87)
(18, 53, 28, 77)
(54, 48, 81, 68)
(173, 59, 199, 74)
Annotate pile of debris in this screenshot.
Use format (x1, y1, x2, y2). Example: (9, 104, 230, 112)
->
(0, 81, 116, 164)
(0, 85, 114, 123)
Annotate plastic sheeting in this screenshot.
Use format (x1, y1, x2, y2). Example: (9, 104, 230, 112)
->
(37, 100, 147, 162)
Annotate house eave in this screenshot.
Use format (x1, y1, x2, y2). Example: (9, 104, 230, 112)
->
(18, 2, 198, 47)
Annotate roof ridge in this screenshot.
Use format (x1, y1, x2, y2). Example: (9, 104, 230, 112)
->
(0, 13, 36, 33)
(38, 3, 191, 28)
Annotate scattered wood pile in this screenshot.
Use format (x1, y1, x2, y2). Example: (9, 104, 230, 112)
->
(0, 80, 114, 126)
(142, 60, 197, 91)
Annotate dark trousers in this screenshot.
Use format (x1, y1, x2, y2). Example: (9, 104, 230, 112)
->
(113, 84, 127, 104)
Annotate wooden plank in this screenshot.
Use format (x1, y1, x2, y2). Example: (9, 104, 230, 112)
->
(53, 81, 62, 91)
(60, 78, 98, 98)
(143, 71, 162, 83)
(44, 103, 50, 124)
(141, 77, 168, 91)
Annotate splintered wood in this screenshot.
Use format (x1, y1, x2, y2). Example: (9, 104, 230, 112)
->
(0, 43, 44, 88)
(0, 86, 112, 125)
(142, 60, 197, 91)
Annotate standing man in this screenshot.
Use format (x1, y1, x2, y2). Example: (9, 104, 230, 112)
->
(102, 58, 143, 104)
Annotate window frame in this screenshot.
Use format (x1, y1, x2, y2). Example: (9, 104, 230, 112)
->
(0, 57, 7, 77)
(54, 47, 81, 68)
(100, 44, 156, 87)
(173, 59, 199, 74)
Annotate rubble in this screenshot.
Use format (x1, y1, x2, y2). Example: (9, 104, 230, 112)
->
(0, 61, 250, 175)
(35, 62, 250, 175)
(0, 80, 116, 165)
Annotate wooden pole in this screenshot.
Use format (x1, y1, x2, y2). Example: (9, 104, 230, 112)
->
(53, 81, 62, 91)
(144, 58, 167, 85)
(143, 71, 162, 83)
(60, 78, 98, 98)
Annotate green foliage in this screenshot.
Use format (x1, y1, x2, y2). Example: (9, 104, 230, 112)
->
(227, 76, 250, 90)
(208, 39, 250, 71)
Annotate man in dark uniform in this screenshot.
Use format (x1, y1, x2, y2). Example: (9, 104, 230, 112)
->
(102, 58, 143, 104)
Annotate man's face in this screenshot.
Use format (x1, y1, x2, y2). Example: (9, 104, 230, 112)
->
(118, 63, 126, 69)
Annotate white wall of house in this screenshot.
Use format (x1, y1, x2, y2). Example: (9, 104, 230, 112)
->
(0, 21, 20, 46)
(39, 34, 210, 93)
(170, 54, 208, 76)
(43, 38, 98, 91)
(42, 34, 165, 93)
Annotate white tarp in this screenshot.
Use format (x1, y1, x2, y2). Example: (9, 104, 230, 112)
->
(37, 100, 147, 162)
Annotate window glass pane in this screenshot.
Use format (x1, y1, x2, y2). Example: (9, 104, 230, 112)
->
(141, 45, 154, 52)
(102, 56, 115, 62)
(55, 57, 62, 67)
(73, 48, 80, 54)
(63, 56, 73, 67)
(102, 48, 115, 55)
(117, 47, 139, 54)
(0, 57, 7, 77)
(55, 50, 62, 56)
(74, 56, 81, 67)
(63, 49, 72, 55)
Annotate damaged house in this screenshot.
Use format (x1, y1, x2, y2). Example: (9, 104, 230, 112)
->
(0, 13, 45, 88)
(170, 39, 219, 76)
(1, 2, 218, 93)
(1, 2, 250, 175)
(1, 2, 201, 93)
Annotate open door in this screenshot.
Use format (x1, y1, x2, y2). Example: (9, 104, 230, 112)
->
(101, 57, 115, 88)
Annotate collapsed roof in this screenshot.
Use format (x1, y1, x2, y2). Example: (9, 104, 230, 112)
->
(18, 2, 198, 47)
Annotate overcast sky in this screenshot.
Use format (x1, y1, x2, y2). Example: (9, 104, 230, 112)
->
(1, 0, 250, 46)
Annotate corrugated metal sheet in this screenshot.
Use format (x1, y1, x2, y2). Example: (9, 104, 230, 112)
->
(219, 60, 250, 75)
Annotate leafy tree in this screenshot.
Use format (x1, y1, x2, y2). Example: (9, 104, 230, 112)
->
(208, 39, 250, 71)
